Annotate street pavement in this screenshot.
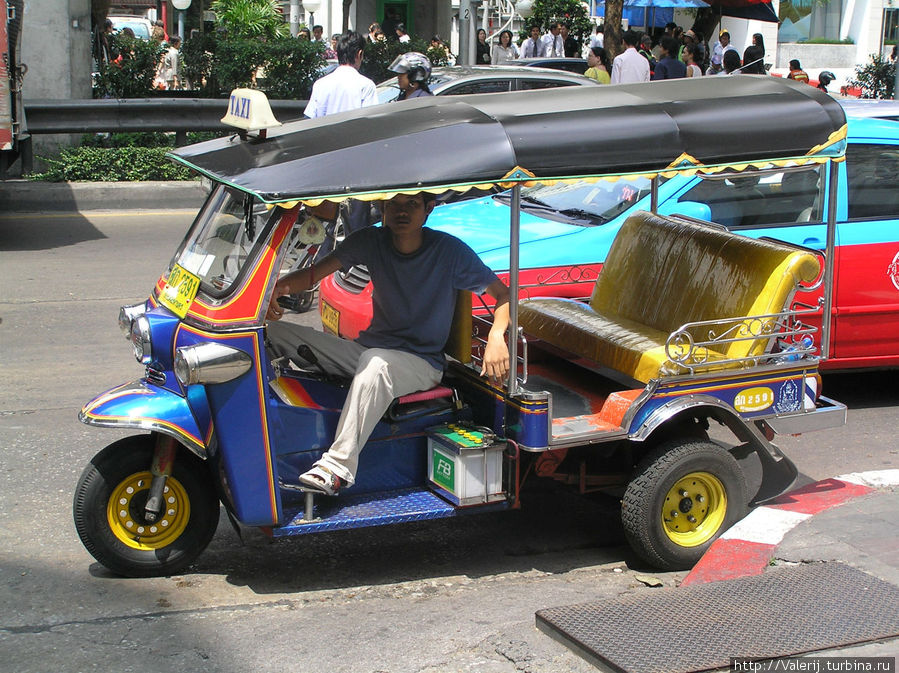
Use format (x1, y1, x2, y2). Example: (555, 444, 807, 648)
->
(1, 187, 897, 670)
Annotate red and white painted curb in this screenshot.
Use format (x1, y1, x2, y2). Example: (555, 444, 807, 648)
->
(682, 469, 899, 586)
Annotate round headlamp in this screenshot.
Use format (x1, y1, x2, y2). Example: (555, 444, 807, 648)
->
(130, 315, 152, 364)
(118, 303, 146, 338)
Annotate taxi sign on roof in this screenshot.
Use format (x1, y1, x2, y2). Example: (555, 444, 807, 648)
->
(221, 88, 282, 133)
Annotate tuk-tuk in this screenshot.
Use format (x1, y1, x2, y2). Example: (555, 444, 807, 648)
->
(74, 78, 848, 577)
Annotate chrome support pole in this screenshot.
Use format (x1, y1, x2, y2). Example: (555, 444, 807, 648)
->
(650, 175, 659, 213)
(821, 160, 839, 361)
(507, 184, 521, 396)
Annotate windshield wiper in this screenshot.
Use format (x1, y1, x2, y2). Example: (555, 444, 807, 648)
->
(557, 208, 607, 225)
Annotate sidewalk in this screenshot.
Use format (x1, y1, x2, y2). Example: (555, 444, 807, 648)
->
(0, 180, 208, 212)
(686, 469, 899, 658)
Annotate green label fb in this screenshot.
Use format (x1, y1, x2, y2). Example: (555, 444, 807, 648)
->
(431, 448, 455, 493)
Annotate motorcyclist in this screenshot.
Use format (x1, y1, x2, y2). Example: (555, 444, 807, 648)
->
(389, 52, 434, 100)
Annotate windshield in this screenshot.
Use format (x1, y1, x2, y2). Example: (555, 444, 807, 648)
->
(169, 185, 279, 299)
(494, 177, 654, 225)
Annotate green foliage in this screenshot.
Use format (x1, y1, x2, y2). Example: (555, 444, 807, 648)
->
(181, 32, 218, 93)
(847, 53, 896, 99)
(211, 38, 267, 92)
(257, 38, 327, 100)
(209, 0, 287, 40)
(361, 37, 442, 84)
(31, 147, 194, 182)
(93, 34, 165, 98)
(519, 0, 594, 47)
(802, 37, 854, 44)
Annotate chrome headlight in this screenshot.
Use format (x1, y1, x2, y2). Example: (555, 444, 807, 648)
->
(174, 343, 252, 386)
(118, 303, 147, 338)
(130, 315, 152, 364)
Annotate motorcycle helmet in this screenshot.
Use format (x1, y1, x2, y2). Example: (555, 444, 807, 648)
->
(388, 52, 432, 83)
(818, 71, 835, 86)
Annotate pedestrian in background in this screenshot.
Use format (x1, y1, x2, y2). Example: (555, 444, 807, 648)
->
(683, 43, 703, 78)
(541, 22, 564, 58)
(787, 59, 809, 83)
(611, 30, 650, 84)
(520, 25, 546, 58)
(560, 23, 579, 58)
(742, 33, 766, 75)
(584, 47, 611, 84)
(492, 30, 518, 65)
(476, 28, 491, 64)
(158, 35, 181, 90)
(653, 36, 686, 80)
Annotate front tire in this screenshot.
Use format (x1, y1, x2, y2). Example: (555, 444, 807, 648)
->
(73, 435, 219, 577)
(621, 440, 748, 571)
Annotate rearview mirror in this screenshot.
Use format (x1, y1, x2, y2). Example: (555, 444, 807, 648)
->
(659, 201, 712, 221)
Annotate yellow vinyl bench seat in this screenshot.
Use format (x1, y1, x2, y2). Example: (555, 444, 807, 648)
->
(518, 212, 821, 383)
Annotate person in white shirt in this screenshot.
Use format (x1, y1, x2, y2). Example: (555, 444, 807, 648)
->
(541, 22, 564, 58)
(305, 30, 377, 119)
(610, 30, 650, 84)
(520, 25, 546, 58)
(396, 23, 411, 43)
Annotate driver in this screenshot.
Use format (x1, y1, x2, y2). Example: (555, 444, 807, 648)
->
(267, 192, 511, 496)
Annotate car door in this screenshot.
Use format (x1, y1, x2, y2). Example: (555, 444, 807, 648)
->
(439, 79, 512, 95)
(515, 78, 580, 91)
(834, 138, 899, 364)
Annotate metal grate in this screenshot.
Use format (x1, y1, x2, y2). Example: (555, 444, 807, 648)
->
(536, 563, 899, 672)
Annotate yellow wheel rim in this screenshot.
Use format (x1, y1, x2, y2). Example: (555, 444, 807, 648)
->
(107, 471, 191, 550)
(661, 471, 727, 547)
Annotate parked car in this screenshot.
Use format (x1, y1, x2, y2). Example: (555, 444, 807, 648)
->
(319, 113, 899, 372)
(514, 57, 589, 75)
(374, 65, 596, 104)
(108, 15, 153, 40)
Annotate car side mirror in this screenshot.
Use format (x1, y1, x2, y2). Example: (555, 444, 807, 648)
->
(659, 201, 712, 221)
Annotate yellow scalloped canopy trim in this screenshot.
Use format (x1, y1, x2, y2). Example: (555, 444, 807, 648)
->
(266, 145, 846, 209)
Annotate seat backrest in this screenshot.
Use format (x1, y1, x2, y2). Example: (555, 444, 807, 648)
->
(590, 211, 821, 359)
(444, 290, 473, 364)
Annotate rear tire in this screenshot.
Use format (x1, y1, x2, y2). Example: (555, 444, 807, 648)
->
(621, 440, 748, 571)
(73, 435, 219, 577)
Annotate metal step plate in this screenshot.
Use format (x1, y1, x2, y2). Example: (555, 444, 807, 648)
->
(274, 487, 508, 536)
(536, 563, 899, 672)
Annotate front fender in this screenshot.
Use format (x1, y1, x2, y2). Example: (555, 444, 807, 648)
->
(79, 380, 209, 459)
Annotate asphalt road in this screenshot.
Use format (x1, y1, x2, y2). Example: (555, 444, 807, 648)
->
(1, 210, 897, 673)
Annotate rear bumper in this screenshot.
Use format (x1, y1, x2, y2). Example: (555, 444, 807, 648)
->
(765, 395, 847, 435)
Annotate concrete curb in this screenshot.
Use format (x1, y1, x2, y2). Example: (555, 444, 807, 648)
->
(0, 180, 209, 212)
(682, 469, 899, 586)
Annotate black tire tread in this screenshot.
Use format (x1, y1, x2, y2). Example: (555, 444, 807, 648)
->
(621, 439, 748, 571)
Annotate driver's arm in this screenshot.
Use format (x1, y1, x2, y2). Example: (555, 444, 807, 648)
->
(480, 279, 511, 384)
(266, 254, 343, 322)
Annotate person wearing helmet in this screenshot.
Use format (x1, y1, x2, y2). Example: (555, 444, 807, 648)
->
(817, 71, 835, 93)
(389, 52, 434, 100)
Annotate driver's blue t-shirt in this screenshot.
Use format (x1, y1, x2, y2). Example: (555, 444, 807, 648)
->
(335, 226, 499, 371)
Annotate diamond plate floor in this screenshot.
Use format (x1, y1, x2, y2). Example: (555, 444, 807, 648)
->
(536, 563, 899, 672)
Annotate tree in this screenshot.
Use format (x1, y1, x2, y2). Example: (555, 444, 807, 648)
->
(209, 0, 287, 40)
(847, 53, 896, 99)
(528, 0, 594, 48)
(604, 0, 623, 59)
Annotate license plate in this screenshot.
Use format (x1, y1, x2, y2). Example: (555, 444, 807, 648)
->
(159, 264, 201, 318)
(320, 299, 340, 335)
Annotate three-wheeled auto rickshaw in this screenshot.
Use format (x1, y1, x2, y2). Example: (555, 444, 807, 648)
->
(74, 77, 848, 577)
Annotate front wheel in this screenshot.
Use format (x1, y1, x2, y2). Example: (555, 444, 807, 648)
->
(621, 439, 748, 571)
(73, 435, 219, 577)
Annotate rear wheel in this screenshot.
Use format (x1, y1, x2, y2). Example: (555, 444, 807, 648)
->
(621, 439, 748, 571)
(73, 435, 219, 577)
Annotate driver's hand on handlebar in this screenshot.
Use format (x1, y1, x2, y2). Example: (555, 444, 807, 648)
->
(266, 278, 291, 322)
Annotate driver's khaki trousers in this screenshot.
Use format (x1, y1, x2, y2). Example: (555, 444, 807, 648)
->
(267, 322, 442, 487)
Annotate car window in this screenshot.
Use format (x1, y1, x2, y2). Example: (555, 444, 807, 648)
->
(846, 143, 899, 220)
(517, 79, 578, 91)
(678, 166, 823, 229)
(443, 80, 511, 95)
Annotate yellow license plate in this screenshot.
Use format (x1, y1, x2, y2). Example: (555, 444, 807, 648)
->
(320, 299, 340, 335)
(159, 264, 201, 318)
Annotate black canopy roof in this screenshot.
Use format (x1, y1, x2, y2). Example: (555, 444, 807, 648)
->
(170, 76, 846, 204)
